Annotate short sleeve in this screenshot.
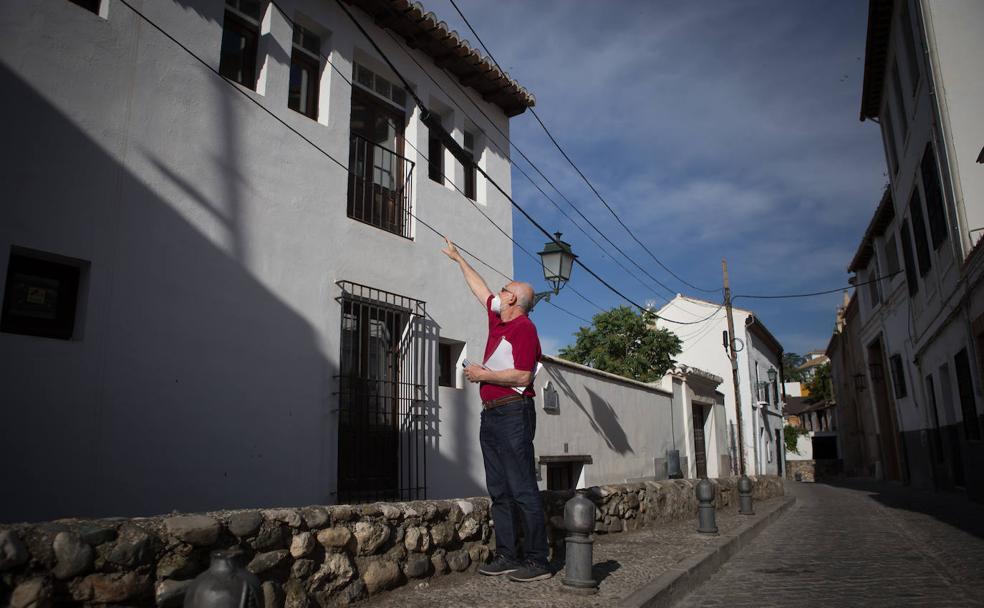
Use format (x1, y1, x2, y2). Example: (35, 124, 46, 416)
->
(486, 294, 497, 329)
(510, 322, 541, 372)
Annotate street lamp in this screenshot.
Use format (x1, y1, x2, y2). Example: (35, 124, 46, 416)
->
(767, 367, 777, 384)
(533, 232, 576, 308)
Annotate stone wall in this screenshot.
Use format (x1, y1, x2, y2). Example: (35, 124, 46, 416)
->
(0, 476, 783, 607)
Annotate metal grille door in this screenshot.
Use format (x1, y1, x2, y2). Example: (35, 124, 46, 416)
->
(336, 281, 427, 503)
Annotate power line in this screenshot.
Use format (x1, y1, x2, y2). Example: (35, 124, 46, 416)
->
(373, 1, 679, 302)
(445, 0, 720, 295)
(733, 271, 903, 301)
(115, 0, 593, 327)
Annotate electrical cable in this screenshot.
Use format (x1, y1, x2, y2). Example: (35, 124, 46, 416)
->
(446, 0, 720, 295)
(116, 0, 594, 326)
(371, 2, 680, 302)
(733, 271, 903, 301)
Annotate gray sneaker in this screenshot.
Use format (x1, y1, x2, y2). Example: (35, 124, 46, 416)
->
(478, 555, 520, 576)
(507, 561, 552, 582)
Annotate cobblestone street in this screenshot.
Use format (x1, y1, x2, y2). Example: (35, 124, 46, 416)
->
(679, 480, 984, 607)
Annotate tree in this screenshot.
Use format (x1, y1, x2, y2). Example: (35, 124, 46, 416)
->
(558, 306, 682, 382)
(782, 352, 806, 383)
(804, 362, 832, 402)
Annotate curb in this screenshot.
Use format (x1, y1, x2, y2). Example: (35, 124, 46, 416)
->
(618, 495, 797, 608)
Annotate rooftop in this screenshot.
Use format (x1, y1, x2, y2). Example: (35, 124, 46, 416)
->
(347, 0, 536, 117)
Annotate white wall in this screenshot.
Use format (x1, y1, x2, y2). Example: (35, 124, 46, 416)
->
(0, 0, 518, 521)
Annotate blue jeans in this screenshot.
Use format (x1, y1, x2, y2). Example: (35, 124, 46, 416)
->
(479, 398, 548, 567)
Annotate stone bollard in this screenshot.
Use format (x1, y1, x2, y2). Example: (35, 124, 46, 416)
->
(738, 475, 755, 515)
(561, 492, 598, 594)
(696, 479, 718, 533)
(184, 550, 262, 608)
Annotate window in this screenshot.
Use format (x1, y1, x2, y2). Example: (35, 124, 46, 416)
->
(909, 190, 932, 277)
(882, 103, 899, 175)
(68, 0, 100, 13)
(542, 381, 559, 412)
(463, 130, 477, 201)
(954, 348, 982, 441)
(883, 233, 901, 276)
(899, 0, 921, 94)
(1, 248, 87, 340)
(920, 144, 948, 250)
(867, 258, 882, 308)
(428, 115, 444, 184)
(437, 340, 464, 388)
(889, 354, 908, 399)
(288, 25, 321, 119)
(219, 0, 263, 90)
(353, 63, 407, 109)
(900, 220, 919, 296)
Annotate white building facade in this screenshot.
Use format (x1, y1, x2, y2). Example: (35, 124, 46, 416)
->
(0, 0, 536, 522)
(855, 0, 984, 498)
(655, 296, 785, 478)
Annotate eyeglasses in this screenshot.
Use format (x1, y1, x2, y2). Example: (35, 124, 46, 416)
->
(500, 286, 515, 297)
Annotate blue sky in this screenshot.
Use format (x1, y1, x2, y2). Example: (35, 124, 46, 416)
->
(438, 0, 887, 357)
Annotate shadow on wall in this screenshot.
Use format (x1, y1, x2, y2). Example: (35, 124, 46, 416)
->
(548, 369, 634, 455)
(0, 62, 339, 522)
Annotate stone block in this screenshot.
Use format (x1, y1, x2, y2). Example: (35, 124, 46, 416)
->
(291, 557, 316, 580)
(284, 578, 311, 608)
(156, 551, 200, 580)
(263, 509, 303, 528)
(107, 523, 154, 567)
(362, 559, 401, 595)
(248, 550, 289, 575)
(71, 572, 151, 604)
(403, 554, 430, 579)
(316, 527, 352, 551)
(252, 521, 289, 551)
(429, 521, 456, 547)
(467, 544, 489, 566)
(155, 579, 191, 608)
(79, 523, 117, 546)
(0, 530, 29, 571)
(332, 579, 366, 605)
(300, 507, 330, 529)
(228, 511, 264, 538)
(353, 522, 390, 555)
(290, 531, 315, 558)
(53, 531, 94, 580)
(430, 550, 448, 575)
(262, 581, 285, 608)
(164, 515, 221, 546)
(446, 549, 470, 572)
(330, 505, 354, 523)
(10, 578, 48, 608)
(310, 552, 354, 595)
(379, 504, 402, 520)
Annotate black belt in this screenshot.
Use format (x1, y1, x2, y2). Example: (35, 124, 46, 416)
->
(482, 394, 528, 410)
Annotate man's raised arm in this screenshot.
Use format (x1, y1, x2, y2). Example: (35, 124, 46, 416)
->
(442, 237, 493, 306)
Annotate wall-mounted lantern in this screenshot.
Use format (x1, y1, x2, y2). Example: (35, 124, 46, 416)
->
(534, 232, 577, 308)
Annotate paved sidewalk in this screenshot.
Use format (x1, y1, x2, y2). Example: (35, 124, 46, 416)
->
(364, 496, 788, 608)
(679, 480, 984, 607)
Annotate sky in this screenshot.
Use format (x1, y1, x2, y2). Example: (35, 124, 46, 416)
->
(437, 0, 888, 358)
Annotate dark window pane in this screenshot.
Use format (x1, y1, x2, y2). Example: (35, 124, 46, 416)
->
(900, 220, 919, 296)
(288, 51, 319, 119)
(438, 343, 452, 387)
(428, 127, 444, 184)
(890, 354, 908, 399)
(68, 0, 100, 13)
(882, 105, 899, 175)
(900, 0, 921, 94)
(909, 190, 932, 277)
(1, 251, 84, 340)
(920, 144, 948, 250)
(463, 151, 476, 201)
(219, 12, 258, 90)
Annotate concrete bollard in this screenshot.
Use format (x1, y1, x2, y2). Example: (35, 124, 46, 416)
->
(561, 492, 598, 594)
(738, 475, 755, 515)
(696, 479, 719, 533)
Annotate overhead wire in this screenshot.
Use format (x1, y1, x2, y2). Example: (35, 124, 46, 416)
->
(115, 0, 593, 326)
(446, 0, 721, 295)
(733, 271, 903, 301)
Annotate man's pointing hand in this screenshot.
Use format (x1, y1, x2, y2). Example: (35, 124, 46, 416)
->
(441, 236, 462, 262)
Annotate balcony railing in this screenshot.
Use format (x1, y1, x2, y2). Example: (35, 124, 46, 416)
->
(347, 134, 414, 239)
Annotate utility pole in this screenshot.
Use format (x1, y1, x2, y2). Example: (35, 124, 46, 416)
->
(722, 258, 747, 477)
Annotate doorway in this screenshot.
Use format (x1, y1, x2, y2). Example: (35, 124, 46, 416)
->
(867, 338, 904, 481)
(692, 403, 708, 478)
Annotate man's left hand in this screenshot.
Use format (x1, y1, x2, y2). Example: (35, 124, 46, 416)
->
(464, 364, 486, 383)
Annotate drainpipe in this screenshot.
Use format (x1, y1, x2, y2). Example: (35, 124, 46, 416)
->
(778, 348, 787, 476)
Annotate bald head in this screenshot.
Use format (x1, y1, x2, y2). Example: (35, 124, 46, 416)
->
(510, 281, 535, 313)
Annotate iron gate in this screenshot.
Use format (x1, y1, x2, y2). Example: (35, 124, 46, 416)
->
(335, 281, 427, 503)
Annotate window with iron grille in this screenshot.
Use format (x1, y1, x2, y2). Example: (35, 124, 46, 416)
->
(2, 248, 88, 341)
(908, 189, 932, 277)
(463, 130, 477, 201)
(900, 219, 919, 296)
(336, 281, 428, 503)
(219, 0, 263, 90)
(288, 25, 321, 120)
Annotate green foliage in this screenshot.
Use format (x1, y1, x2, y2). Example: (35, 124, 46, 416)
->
(782, 352, 806, 383)
(558, 306, 682, 382)
(804, 362, 832, 402)
(784, 424, 808, 455)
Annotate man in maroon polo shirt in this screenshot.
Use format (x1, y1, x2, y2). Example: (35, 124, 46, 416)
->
(442, 237, 551, 582)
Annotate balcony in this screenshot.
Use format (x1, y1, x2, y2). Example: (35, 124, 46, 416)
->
(347, 134, 414, 239)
